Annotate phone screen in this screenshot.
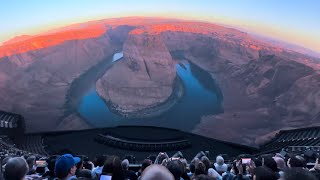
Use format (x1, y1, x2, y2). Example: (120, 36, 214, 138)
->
(100, 175, 112, 180)
(279, 150, 287, 157)
(241, 158, 251, 164)
(36, 160, 47, 167)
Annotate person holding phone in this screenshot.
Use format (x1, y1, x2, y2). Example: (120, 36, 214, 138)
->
(231, 160, 250, 180)
(92, 155, 106, 179)
(26, 156, 37, 175)
(155, 152, 169, 164)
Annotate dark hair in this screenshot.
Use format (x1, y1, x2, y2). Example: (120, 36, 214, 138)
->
(252, 157, 262, 167)
(141, 159, 152, 172)
(77, 169, 92, 179)
(195, 161, 206, 176)
(166, 160, 183, 180)
(263, 157, 278, 172)
(42, 158, 56, 178)
(201, 156, 211, 173)
(288, 156, 306, 167)
(288, 156, 306, 168)
(47, 158, 56, 171)
(232, 161, 239, 175)
(195, 174, 214, 180)
(231, 160, 247, 175)
(56, 167, 72, 179)
(95, 155, 107, 167)
(76, 157, 84, 170)
(26, 156, 36, 166)
(283, 168, 317, 180)
(253, 166, 277, 180)
(102, 155, 125, 180)
(190, 158, 199, 174)
(227, 165, 232, 172)
(4, 157, 29, 180)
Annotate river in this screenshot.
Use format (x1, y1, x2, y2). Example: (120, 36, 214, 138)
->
(77, 52, 223, 132)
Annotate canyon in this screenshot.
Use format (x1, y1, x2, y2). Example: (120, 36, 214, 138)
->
(96, 29, 176, 116)
(0, 17, 319, 146)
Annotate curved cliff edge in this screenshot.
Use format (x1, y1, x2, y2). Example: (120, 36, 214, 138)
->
(191, 54, 320, 146)
(96, 31, 180, 118)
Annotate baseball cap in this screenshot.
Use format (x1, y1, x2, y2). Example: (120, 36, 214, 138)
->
(55, 154, 81, 174)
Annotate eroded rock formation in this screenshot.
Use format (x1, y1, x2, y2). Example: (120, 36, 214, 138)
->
(96, 30, 176, 114)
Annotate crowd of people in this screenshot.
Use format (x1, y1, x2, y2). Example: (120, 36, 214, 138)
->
(1, 149, 320, 180)
(0, 136, 38, 160)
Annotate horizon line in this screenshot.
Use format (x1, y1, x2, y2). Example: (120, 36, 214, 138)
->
(1, 15, 320, 56)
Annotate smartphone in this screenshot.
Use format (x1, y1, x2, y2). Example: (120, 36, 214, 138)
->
(100, 175, 112, 180)
(171, 157, 180, 161)
(279, 150, 287, 157)
(36, 160, 47, 167)
(241, 158, 251, 164)
(205, 151, 209, 157)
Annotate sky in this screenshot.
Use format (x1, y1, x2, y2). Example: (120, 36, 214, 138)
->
(1, 0, 320, 52)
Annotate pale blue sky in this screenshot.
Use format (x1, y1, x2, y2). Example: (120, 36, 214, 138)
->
(1, 0, 319, 51)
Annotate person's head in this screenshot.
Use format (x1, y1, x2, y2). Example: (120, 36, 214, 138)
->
(4, 157, 29, 180)
(55, 154, 80, 180)
(121, 159, 129, 170)
(252, 166, 277, 180)
(287, 156, 306, 168)
(283, 167, 317, 180)
(166, 160, 183, 180)
(102, 155, 125, 179)
(263, 157, 278, 172)
(201, 156, 211, 172)
(195, 161, 207, 176)
(252, 157, 262, 167)
(75, 156, 83, 170)
(140, 164, 174, 180)
(273, 157, 286, 170)
(141, 159, 152, 173)
(44, 158, 56, 176)
(195, 174, 215, 180)
(226, 165, 232, 172)
(216, 156, 224, 165)
(2, 157, 11, 166)
(179, 158, 188, 173)
(26, 156, 36, 169)
(190, 158, 200, 174)
(95, 155, 107, 167)
(231, 161, 239, 175)
(231, 160, 247, 175)
(77, 169, 92, 179)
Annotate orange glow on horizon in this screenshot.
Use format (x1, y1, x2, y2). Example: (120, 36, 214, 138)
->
(0, 18, 288, 58)
(1, 13, 319, 53)
(0, 25, 107, 58)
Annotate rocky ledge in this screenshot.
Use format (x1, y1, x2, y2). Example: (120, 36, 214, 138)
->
(96, 30, 178, 117)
